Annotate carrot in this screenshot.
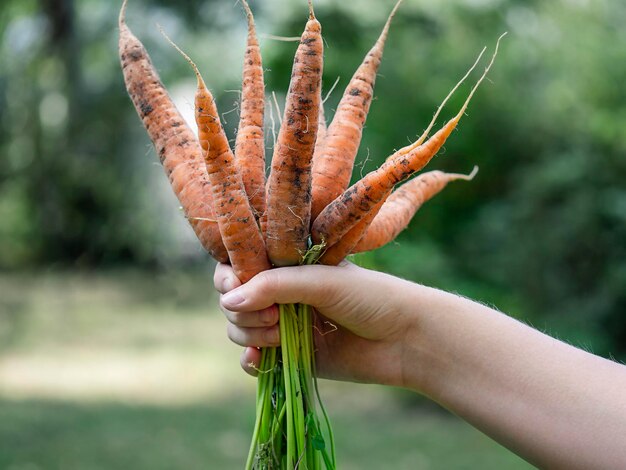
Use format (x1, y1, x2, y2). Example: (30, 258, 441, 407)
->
(162, 30, 270, 283)
(234, 0, 266, 219)
(264, 1, 323, 266)
(310, 0, 402, 220)
(318, 189, 391, 265)
(312, 35, 504, 247)
(323, 167, 478, 264)
(353, 167, 478, 253)
(118, 0, 227, 263)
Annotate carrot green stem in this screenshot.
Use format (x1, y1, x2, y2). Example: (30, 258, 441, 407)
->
(246, 247, 335, 469)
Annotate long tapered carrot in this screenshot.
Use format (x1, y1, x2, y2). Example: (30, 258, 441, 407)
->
(353, 167, 478, 254)
(234, 0, 266, 218)
(162, 30, 270, 282)
(321, 167, 476, 264)
(264, 2, 323, 266)
(118, 0, 227, 263)
(312, 34, 504, 247)
(318, 189, 391, 265)
(310, 0, 402, 220)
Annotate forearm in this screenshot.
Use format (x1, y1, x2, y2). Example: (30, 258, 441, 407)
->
(402, 284, 626, 469)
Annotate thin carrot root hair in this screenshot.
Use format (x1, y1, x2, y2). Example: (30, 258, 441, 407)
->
(259, 33, 302, 42)
(396, 47, 487, 157)
(394, 32, 506, 160)
(241, 0, 253, 20)
(158, 25, 205, 88)
(447, 165, 479, 182)
(449, 32, 507, 126)
(323, 76, 341, 104)
(272, 91, 282, 125)
(119, 0, 128, 25)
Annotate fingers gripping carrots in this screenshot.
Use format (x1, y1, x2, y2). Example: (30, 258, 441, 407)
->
(352, 167, 479, 254)
(235, 0, 266, 219)
(265, 2, 324, 267)
(118, 0, 228, 262)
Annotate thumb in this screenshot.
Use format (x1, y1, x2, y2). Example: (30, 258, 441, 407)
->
(220, 264, 355, 313)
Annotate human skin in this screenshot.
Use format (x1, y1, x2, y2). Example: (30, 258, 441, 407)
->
(215, 262, 626, 470)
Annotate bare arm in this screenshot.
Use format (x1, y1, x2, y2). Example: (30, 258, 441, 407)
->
(215, 262, 626, 470)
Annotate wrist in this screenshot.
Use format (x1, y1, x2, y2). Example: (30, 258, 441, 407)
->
(396, 283, 453, 394)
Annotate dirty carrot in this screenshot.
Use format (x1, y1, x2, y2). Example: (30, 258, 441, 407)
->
(353, 167, 478, 253)
(118, 0, 227, 262)
(312, 35, 504, 247)
(310, 0, 402, 220)
(318, 49, 486, 262)
(234, 0, 266, 218)
(318, 189, 391, 265)
(264, 1, 324, 266)
(162, 29, 270, 282)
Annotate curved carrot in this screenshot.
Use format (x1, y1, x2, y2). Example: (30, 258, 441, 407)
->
(265, 2, 323, 266)
(235, 0, 266, 218)
(353, 167, 478, 253)
(118, 0, 227, 262)
(318, 189, 391, 266)
(310, 0, 402, 220)
(163, 30, 270, 282)
(312, 34, 504, 247)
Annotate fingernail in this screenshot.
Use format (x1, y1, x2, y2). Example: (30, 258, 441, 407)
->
(264, 328, 280, 345)
(222, 290, 245, 307)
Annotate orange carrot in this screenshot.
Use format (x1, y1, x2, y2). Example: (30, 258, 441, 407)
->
(118, 0, 227, 263)
(234, 0, 266, 218)
(312, 35, 504, 247)
(310, 0, 402, 220)
(163, 31, 270, 282)
(264, 2, 323, 266)
(353, 167, 478, 253)
(318, 189, 391, 265)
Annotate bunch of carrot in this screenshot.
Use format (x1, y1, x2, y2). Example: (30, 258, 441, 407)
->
(119, 0, 503, 467)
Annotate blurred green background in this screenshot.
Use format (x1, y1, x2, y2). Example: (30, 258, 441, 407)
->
(0, 0, 624, 468)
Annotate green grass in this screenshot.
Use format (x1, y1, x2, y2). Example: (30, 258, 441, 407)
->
(0, 397, 533, 470)
(0, 270, 534, 469)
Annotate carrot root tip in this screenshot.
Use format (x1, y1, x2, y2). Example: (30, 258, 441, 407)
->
(467, 165, 479, 180)
(119, 0, 129, 27)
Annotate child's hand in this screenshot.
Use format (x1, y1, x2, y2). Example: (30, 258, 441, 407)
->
(214, 262, 419, 386)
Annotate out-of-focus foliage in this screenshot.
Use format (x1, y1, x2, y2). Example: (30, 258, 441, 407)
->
(0, 0, 624, 356)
